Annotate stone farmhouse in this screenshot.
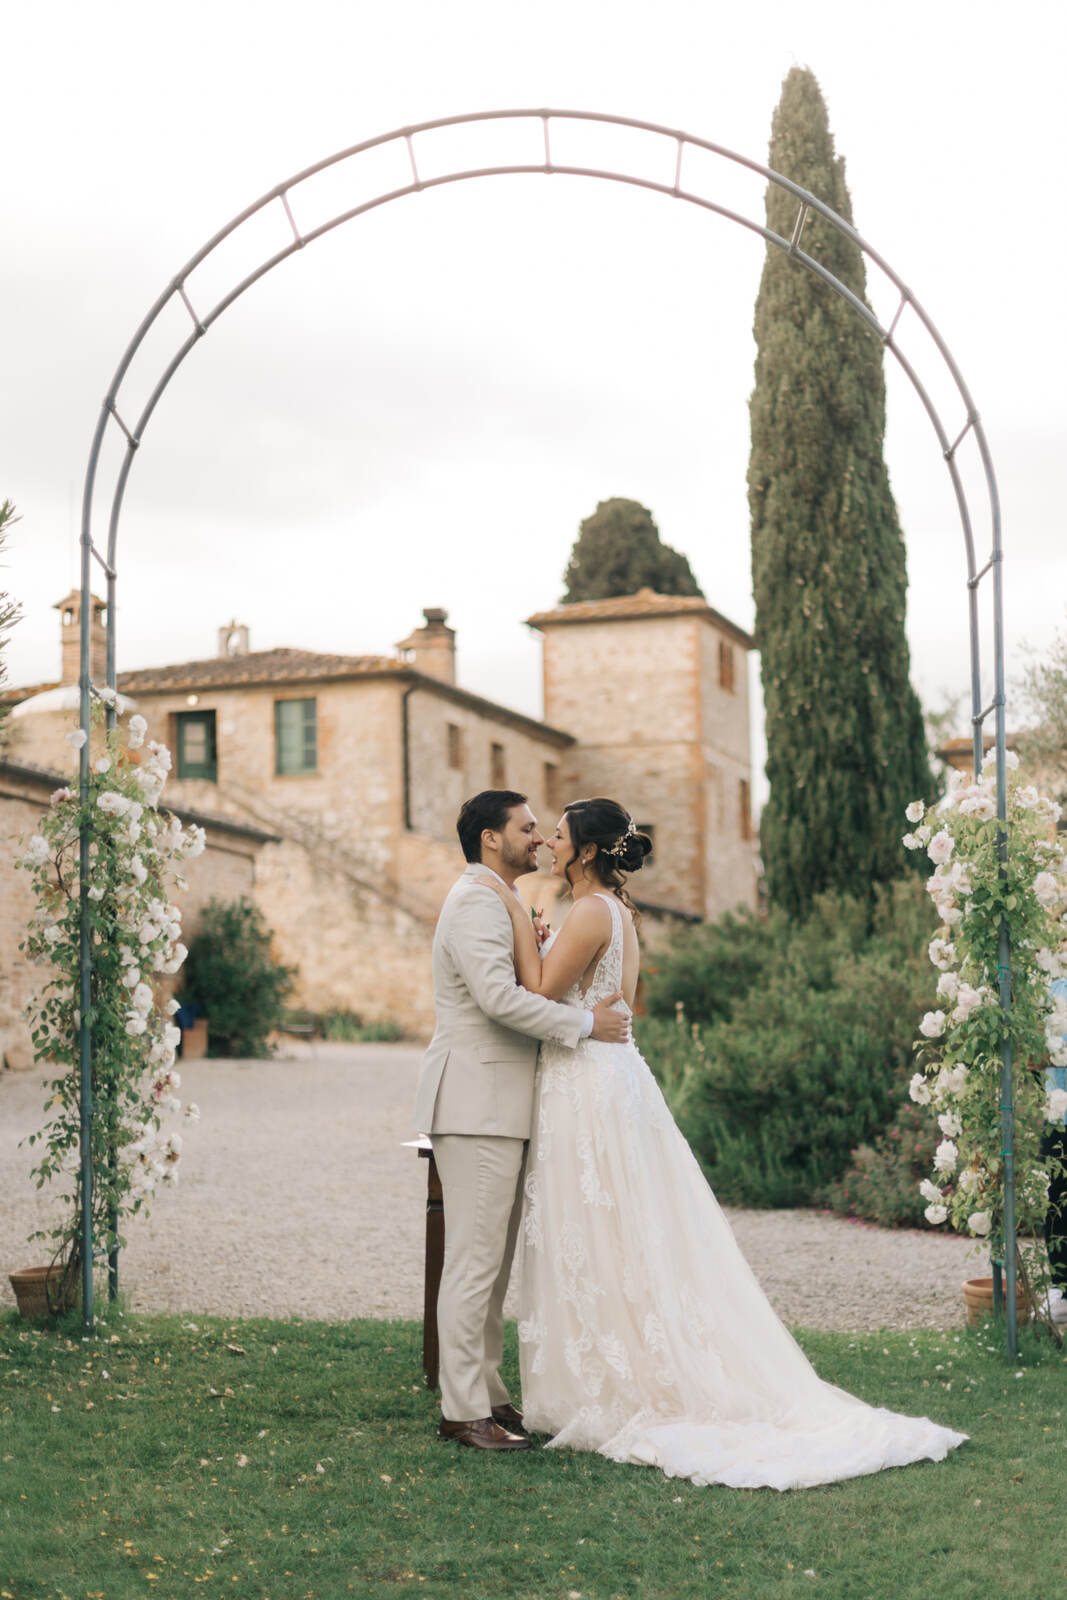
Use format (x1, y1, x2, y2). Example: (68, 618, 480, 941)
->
(2, 587, 758, 1040)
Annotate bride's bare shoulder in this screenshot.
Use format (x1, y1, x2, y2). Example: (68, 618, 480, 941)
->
(561, 895, 613, 937)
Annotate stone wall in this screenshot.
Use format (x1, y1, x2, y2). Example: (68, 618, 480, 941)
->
(405, 689, 569, 842)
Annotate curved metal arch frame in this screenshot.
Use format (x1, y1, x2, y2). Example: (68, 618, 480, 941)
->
(75, 107, 1016, 1347)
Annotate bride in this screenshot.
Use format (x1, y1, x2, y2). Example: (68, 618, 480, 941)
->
(477, 795, 967, 1491)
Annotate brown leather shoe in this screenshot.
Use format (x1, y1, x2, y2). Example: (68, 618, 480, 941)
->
(438, 1416, 533, 1451)
(491, 1403, 526, 1433)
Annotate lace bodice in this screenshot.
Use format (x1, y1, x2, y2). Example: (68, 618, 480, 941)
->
(543, 891, 625, 1009)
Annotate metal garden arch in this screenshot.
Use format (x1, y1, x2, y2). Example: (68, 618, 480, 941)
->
(74, 108, 1017, 1347)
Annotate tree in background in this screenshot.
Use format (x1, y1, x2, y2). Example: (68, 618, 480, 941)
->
(748, 69, 931, 918)
(0, 500, 23, 746)
(561, 498, 704, 603)
(1018, 621, 1067, 799)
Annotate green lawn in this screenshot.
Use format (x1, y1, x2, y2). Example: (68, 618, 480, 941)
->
(0, 1311, 1063, 1600)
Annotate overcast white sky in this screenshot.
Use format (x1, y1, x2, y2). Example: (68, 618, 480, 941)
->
(3, 0, 1065, 771)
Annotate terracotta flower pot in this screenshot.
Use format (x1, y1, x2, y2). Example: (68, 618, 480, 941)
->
(9, 1265, 78, 1320)
(962, 1275, 1031, 1329)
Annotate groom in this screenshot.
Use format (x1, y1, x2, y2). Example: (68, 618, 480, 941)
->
(414, 788, 630, 1451)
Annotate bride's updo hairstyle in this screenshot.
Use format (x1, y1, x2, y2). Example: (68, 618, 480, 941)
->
(562, 797, 652, 922)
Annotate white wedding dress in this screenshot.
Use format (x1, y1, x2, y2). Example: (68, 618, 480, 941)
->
(517, 893, 967, 1490)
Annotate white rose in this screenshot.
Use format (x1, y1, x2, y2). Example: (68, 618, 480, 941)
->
(967, 1210, 992, 1237)
(928, 831, 955, 867)
(121, 967, 141, 990)
(183, 825, 206, 859)
(1045, 1088, 1067, 1123)
(124, 1015, 148, 1037)
(959, 792, 996, 820)
(937, 1063, 969, 1098)
(128, 714, 148, 749)
(903, 833, 921, 851)
(163, 1023, 181, 1051)
(1033, 872, 1060, 907)
(929, 938, 956, 971)
(951, 983, 984, 1024)
(88, 884, 106, 902)
(934, 1139, 959, 1174)
(924, 1204, 948, 1225)
(132, 982, 154, 1014)
(919, 1010, 947, 1039)
(129, 856, 148, 885)
(937, 1110, 962, 1138)
(949, 860, 973, 897)
(1016, 785, 1039, 810)
(94, 757, 111, 774)
(906, 800, 926, 824)
(184, 1102, 201, 1123)
(23, 834, 51, 866)
(166, 998, 180, 1016)
(164, 943, 188, 973)
(916, 825, 932, 845)
(958, 1167, 980, 1193)
(940, 903, 964, 926)
(937, 971, 960, 1001)
(909, 1072, 933, 1106)
(919, 1178, 943, 1204)
(66, 728, 88, 750)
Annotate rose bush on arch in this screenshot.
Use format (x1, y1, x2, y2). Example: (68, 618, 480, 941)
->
(18, 701, 203, 1297)
(904, 754, 1067, 1319)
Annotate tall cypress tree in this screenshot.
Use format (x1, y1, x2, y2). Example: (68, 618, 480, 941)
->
(748, 68, 931, 918)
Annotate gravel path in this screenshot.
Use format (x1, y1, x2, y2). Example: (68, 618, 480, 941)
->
(1, 1045, 980, 1330)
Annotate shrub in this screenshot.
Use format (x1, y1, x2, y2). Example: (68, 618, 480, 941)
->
(640, 907, 775, 1026)
(319, 1010, 403, 1043)
(822, 1099, 942, 1228)
(182, 899, 295, 1058)
(635, 877, 934, 1207)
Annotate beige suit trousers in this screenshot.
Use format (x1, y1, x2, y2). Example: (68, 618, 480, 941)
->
(432, 1132, 528, 1422)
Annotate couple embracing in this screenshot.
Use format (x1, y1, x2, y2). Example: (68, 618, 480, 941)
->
(414, 790, 967, 1491)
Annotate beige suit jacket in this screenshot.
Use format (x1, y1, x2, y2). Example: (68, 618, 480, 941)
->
(413, 865, 585, 1137)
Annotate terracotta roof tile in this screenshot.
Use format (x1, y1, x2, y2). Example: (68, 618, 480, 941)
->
(525, 588, 754, 647)
(116, 648, 397, 693)
(113, 649, 573, 746)
(0, 680, 59, 707)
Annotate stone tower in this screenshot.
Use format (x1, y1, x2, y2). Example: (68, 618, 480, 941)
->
(525, 588, 757, 920)
(54, 589, 107, 684)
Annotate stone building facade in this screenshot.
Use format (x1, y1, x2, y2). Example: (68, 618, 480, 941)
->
(3, 588, 758, 1039)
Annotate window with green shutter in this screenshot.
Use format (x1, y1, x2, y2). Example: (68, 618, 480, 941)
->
(275, 698, 317, 775)
(176, 711, 217, 781)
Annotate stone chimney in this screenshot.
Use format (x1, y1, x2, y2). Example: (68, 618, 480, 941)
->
(54, 590, 107, 684)
(395, 607, 456, 685)
(218, 620, 251, 658)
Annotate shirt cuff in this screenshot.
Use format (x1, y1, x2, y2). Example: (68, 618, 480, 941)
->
(580, 1010, 594, 1039)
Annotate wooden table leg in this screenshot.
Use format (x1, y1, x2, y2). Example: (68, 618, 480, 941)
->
(419, 1146, 444, 1391)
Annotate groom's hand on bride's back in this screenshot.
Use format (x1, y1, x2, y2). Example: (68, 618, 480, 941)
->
(590, 993, 631, 1043)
